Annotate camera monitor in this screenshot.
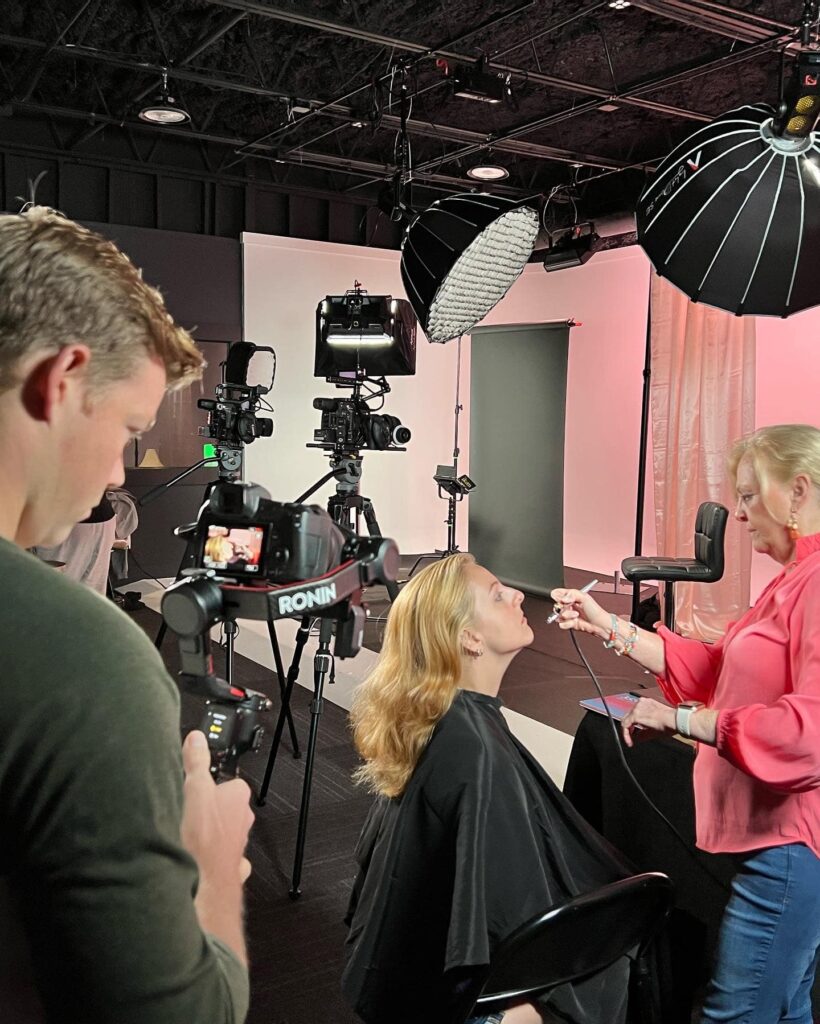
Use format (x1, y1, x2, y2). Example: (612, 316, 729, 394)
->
(201, 524, 266, 577)
(315, 290, 417, 378)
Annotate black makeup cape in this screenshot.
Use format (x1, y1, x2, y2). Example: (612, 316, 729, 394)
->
(342, 690, 633, 1024)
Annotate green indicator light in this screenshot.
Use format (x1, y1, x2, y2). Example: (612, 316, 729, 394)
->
(203, 443, 217, 463)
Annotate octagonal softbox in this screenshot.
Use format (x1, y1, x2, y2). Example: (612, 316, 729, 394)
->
(400, 193, 540, 343)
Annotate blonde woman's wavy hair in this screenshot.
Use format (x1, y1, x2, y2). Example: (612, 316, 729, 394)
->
(350, 553, 476, 798)
(728, 424, 820, 517)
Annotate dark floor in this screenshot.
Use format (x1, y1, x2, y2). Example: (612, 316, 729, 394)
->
(132, 564, 657, 1024)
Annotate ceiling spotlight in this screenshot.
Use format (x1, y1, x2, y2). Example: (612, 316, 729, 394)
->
(466, 162, 509, 181)
(400, 193, 540, 343)
(542, 224, 600, 272)
(608, 0, 631, 8)
(139, 69, 190, 125)
(351, 120, 366, 128)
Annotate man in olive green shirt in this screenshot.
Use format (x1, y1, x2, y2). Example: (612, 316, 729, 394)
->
(0, 208, 253, 1022)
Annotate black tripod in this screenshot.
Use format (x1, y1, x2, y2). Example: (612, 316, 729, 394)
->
(257, 451, 397, 898)
(143, 446, 300, 758)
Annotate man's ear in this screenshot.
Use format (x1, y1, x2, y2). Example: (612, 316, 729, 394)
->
(21, 345, 92, 422)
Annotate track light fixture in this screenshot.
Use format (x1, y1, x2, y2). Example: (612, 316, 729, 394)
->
(466, 162, 509, 181)
(139, 69, 190, 125)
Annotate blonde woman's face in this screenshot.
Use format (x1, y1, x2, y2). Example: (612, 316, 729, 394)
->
(464, 563, 534, 656)
(734, 455, 794, 564)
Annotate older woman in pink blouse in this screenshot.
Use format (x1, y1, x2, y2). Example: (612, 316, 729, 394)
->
(552, 424, 820, 1024)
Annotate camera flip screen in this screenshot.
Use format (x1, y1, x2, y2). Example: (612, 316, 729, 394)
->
(202, 525, 266, 576)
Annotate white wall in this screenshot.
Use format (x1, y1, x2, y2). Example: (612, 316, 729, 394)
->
(242, 233, 469, 554)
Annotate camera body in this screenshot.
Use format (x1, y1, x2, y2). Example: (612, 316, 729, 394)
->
(312, 395, 411, 452)
(195, 481, 346, 583)
(163, 479, 399, 778)
(197, 342, 276, 452)
(198, 382, 273, 447)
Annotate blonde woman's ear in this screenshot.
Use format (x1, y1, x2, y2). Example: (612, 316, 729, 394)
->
(460, 628, 484, 658)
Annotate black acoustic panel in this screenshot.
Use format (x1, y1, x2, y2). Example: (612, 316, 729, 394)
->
(109, 169, 156, 228)
(4, 153, 58, 211)
(86, 221, 241, 342)
(215, 184, 244, 239)
(290, 194, 328, 241)
(329, 201, 365, 246)
(158, 175, 204, 234)
(60, 163, 108, 223)
(255, 189, 289, 236)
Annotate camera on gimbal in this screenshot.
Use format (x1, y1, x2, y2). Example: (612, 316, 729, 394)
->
(161, 479, 398, 779)
(197, 341, 275, 453)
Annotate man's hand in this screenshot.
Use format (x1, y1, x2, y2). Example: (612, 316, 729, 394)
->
(180, 730, 254, 964)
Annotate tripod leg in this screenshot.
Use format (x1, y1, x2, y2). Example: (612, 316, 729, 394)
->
(361, 500, 399, 602)
(266, 621, 301, 758)
(289, 618, 333, 899)
(257, 617, 311, 806)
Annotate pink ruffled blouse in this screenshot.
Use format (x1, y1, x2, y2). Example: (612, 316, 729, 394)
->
(655, 533, 820, 857)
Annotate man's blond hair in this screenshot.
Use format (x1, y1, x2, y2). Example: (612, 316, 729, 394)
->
(0, 207, 203, 394)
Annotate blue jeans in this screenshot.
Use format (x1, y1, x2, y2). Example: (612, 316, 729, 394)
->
(701, 843, 820, 1024)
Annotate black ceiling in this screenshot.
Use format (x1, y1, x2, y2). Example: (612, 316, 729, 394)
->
(0, 0, 811, 233)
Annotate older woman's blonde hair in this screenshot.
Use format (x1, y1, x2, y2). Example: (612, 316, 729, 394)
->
(729, 424, 820, 516)
(350, 553, 476, 798)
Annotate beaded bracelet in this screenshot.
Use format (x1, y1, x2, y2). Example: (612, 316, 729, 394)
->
(621, 623, 639, 657)
(602, 612, 619, 649)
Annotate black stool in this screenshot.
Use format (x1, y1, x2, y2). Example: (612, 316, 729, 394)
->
(621, 501, 729, 632)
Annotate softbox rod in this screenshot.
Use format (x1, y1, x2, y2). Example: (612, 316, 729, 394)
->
(631, 282, 652, 623)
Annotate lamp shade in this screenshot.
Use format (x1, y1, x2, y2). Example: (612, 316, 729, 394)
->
(637, 103, 820, 317)
(400, 193, 540, 343)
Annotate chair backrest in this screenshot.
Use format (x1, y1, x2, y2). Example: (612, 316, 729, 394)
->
(692, 501, 729, 579)
(465, 873, 673, 1019)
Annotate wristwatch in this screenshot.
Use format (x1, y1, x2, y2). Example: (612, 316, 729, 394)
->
(675, 700, 706, 738)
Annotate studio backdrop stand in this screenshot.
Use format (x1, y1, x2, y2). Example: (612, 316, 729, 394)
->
(257, 449, 397, 898)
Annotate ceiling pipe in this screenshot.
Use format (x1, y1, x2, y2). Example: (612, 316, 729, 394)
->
(0, 33, 649, 172)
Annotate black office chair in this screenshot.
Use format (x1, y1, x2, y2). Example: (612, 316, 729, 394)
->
(621, 501, 729, 632)
(452, 872, 674, 1024)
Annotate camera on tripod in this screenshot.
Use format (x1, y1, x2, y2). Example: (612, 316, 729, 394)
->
(313, 395, 411, 451)
(311, 282, 417, 454)
(161, 479, 399, 779)
(197, 341, 275, 460)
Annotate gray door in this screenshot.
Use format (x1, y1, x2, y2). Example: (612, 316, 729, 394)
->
(468, 321, 570, 596)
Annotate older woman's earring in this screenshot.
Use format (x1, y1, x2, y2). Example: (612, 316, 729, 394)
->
(788, 508, 800, 541)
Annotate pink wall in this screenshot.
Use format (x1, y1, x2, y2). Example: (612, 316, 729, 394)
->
(750, 311, 820, 597)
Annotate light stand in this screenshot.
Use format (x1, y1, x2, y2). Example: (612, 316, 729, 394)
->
(407, 335, 475, 577)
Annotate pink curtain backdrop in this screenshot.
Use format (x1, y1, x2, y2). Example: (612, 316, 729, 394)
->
(650, 275, 755, 641)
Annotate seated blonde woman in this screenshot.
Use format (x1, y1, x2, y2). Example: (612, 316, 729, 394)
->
(342, 554, 632, 1024)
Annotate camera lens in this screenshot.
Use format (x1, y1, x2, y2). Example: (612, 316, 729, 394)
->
(393, 425, 411, 444)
